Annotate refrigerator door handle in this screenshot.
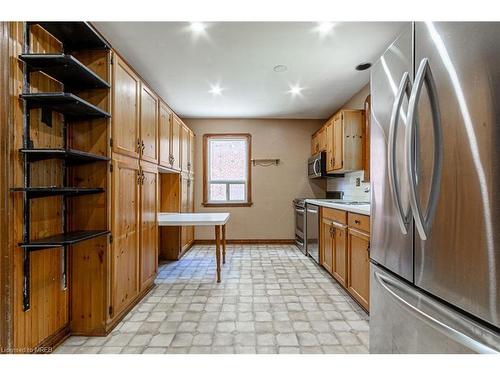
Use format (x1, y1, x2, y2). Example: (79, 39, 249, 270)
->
(406, 58, 444, 240)
(374, 270, 499, 354)
(388, 71, 412, 235)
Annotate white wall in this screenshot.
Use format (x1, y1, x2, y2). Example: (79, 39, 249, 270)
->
(183, 118, 326, 240)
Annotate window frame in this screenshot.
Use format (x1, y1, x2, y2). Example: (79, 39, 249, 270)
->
(202, 133, 252, 207)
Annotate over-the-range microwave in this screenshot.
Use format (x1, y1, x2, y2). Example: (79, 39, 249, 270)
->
(308, 152, 327, 178)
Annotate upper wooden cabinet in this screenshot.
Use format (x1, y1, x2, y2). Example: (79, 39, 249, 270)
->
(327, 110, 364, 173)
(139, 84, 159, 164)
(112, 55, 140, 159)
(159, 101, 172, 168)
(312, 108, 366, 173)
(171, 114, 182, 171)
(311, 126, 327, 155)
(181, 124, 190, 173)
(189, 131, 195, 175)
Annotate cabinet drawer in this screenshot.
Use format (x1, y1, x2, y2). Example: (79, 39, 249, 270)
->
(348, 212, 370, 233)
(322, 207, 347, 224)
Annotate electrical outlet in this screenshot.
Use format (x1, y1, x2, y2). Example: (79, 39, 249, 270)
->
(355, 177, 361, 187)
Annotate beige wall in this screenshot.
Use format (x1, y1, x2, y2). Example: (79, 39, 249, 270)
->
(182, 118, 325, 240)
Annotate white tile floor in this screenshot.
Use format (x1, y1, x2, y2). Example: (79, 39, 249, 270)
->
(55, 244, 369, 354)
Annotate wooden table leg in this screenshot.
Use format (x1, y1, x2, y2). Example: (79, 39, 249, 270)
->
(215, 225, 221, 283)
(222, 224, 226, 264)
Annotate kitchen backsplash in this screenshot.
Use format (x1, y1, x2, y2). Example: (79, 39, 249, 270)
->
(327, 170, 370, 201)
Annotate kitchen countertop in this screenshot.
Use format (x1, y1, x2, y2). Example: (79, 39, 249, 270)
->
(304, 199, 370, 216)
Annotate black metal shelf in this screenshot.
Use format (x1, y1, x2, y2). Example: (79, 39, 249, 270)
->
(20, 148, 109, 164)
(21, 92, 111, 119)
(19, 54, 110, 90)
(11, 186, 105, 199)
(32, 22, 110, 51)
(20, 230, 110, 251)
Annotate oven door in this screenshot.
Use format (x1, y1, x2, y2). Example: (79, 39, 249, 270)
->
(294, 204, 305, 252)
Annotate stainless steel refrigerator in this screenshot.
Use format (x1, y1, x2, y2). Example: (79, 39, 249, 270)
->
(370, 22, 500, 353)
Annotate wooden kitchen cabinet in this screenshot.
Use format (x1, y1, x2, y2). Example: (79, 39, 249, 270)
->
(159, 101, 172, 168)
(326, 109, 365, 173)
(139, 161, 158, 292)
(347, 227, 370, 310)
(171, 114, 182, 171)
(318, 127, 327, 153)
(321, 217, 334, 274)
(189, 131, 195, 176)
(111, 154, 140, 318)
(332, 223, 347, 287)
(112, 54, 140, 159)
(159, 172, 195, 260)
(181, 124, 190, 173)
(139, 84, 159, 164)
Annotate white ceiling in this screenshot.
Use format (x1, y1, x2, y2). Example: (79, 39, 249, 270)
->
(94, 22, 406, 119)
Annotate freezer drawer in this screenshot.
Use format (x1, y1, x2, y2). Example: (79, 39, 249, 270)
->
(370, 263, 500, 354)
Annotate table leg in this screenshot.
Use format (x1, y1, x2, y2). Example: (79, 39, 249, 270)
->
(215, 225, 221, 283)
(222, 224, 226, 264)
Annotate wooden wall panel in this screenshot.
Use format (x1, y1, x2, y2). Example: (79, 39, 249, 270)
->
(11, 22, 70, 351)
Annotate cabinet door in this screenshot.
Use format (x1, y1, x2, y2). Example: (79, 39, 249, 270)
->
(171, 115, 182, 171)
(333, 114, 343, 170)
(326, 121, 334, 171)
(187, 176, 195, 243)
(321, 218, 333, 274)
(311, 133, 319, 155)
(158, 101, 171, 168)
(139, 162, 158, 291)
(140, 84, 159, 164)
(189, 131, 195, 175)
(181, 124, 190, 173)
(111, 156, 140, 317)
(318, 127, 327, 152)
(112, 56, 140, 159)
(332, 224, 347, 287)
(347, 228, 370, 310)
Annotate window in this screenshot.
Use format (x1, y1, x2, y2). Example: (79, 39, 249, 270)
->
(203, 134, 252, 206)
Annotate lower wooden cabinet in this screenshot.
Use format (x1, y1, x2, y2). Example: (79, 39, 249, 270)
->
(332, 223, 347, 287)
(111, 154, 158, 321)
(159, 172, 195, 260)
(111, 154, 140, 318)
(320, 217, 334, 274)
(320, 207, 370, 311)
(139, 161, 158, 292)
(347, 227, 370, 310)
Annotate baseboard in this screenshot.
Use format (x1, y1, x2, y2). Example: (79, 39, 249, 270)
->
(193, 239, 295, 245)
(38, 324, 71, 353)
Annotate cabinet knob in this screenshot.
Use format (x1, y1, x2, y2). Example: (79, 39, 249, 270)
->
(355, 219, 361, 225)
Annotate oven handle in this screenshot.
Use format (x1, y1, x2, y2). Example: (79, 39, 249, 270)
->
(295, 207, 305, 214)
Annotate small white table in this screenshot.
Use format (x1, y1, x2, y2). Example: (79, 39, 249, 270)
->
(158, 212, 230, 282)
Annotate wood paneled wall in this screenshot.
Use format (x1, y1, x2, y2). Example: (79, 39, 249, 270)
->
(1, 21, 13, 352)
(10, 23, 68, 351)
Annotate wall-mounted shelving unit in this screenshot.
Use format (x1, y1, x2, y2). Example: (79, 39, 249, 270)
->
(13, 22, 111, 311)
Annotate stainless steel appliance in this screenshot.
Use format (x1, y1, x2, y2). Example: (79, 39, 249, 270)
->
(370, 22, 500, 353)
(307, 152, 327, 178)
(305, 203, 319, 263)
(293, 198, 306, 254)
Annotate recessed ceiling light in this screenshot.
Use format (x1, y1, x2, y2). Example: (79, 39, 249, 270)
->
(209, 84, 224, 96)
(288, 84, 304, 96)
(314, 22, 335, 37)
(355, 62, 372, 71)
(273, 64, 288, 73)
(189, 22, 206, 34)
